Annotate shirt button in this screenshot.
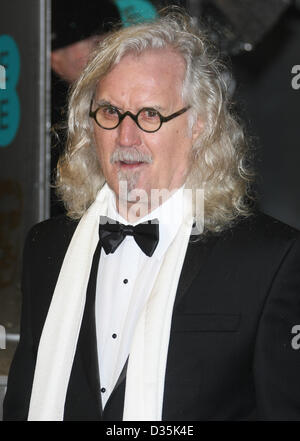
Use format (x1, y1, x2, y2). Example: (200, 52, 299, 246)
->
(123, 279, 128, 284)
(112, 333, 117, 339)
(101, 387, 106, 393)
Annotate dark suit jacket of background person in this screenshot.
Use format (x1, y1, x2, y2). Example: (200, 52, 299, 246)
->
(3, 211, 300, 421)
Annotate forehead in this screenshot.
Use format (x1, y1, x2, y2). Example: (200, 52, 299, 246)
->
(95, 48, 186, 108)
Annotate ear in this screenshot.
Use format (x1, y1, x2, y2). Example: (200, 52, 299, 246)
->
(191, 116, 204, 143)
(51, 50, 64, 77)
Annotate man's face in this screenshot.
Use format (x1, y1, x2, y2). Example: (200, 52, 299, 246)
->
(92, 48, 199, 206)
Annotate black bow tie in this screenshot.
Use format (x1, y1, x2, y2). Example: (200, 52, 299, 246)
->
(99, 215, 159, 257)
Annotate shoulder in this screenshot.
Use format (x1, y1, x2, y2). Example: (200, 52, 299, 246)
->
(194, 211, 300, 267)
(23, 215, 79, 275)
(226, 211, 299, 243)
(212, 210, 300, 267)
(21, 216, 80, 341)
(27, 214, 79, 241)
(25, 214, 79, 254)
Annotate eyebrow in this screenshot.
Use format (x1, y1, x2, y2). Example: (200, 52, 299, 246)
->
(95, 99, 166, 113)
(95, 99, 120, 110)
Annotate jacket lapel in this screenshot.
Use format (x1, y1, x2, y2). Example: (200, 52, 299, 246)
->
(102, 357, 128, 420)
(64, 240, 103, 420)
(80, 240, 103, 416)
(173, 233, 219, 310)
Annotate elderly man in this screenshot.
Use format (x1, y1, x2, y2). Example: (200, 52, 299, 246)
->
(4, 11, 300, 421)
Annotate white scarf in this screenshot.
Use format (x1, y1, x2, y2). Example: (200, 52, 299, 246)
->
(28, 185, 193, 421)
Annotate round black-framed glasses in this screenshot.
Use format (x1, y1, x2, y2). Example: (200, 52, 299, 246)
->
(89, 100, 191, 133)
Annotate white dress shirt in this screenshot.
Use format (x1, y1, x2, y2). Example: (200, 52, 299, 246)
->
(95, 184, 185, 408)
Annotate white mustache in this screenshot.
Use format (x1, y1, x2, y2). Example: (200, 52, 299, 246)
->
(110, 148, 153, 164)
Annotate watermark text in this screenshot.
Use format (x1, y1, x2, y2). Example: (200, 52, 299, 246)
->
(291, 65, 300, 90)
(291, 325, 300, 350)
(102, 183, 205, 235)
(0, 325, 6, 350)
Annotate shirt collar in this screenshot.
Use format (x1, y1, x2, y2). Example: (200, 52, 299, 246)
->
(106, 184, 186, 260)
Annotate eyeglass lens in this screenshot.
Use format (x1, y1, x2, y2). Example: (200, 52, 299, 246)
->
(95, 105, 162, 132)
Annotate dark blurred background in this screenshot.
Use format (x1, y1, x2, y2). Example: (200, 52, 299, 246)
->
(0, 0, 299, 418)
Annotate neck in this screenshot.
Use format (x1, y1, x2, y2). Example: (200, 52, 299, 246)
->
(115, 186, 183, 224)
(116, 197, 158, 223)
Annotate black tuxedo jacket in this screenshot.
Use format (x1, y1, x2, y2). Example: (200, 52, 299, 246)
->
(3, 211, 300, 421)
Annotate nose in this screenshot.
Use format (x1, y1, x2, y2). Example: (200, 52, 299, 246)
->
(117, 114, 142, 147)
